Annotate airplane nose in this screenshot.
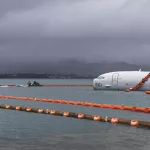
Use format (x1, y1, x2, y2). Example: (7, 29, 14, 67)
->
(93, 78, 97, 85)
(93, 78, 98, 90)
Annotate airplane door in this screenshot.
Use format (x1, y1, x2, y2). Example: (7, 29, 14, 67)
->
(112, 73, 119, 86)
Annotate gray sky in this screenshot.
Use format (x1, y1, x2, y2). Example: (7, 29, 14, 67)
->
(0, 0, 150, 64)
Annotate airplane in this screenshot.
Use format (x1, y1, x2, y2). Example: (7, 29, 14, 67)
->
(93, 69, 150, 91)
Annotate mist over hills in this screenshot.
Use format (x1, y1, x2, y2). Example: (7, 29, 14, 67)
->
(1, 60, 150, 77)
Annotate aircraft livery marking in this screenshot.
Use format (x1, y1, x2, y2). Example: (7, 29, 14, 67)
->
(95, 83, 102, 87)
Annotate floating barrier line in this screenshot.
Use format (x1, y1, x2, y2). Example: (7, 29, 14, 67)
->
(0, 95, 150, 114)
(41, 84, 93, 87)
(0, 103, 149, 129)
(0, 84, 93, 87)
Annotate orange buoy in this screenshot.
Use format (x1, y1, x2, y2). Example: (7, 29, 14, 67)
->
(77, 113, 84, 119)
(38, 109, 44, 113)
(16, 106, 21, 110)
(5, 105, 11, 109)
(63, 112, 70, 117)
(111, 118, 119, 123)
(145, 91, 150, 94)
(130, 120, 139, 126)
(125, 88, 130, 92)
(93, 115, 101, 121)
(26, 107, 32, 112)
(50, 110, 56, 115)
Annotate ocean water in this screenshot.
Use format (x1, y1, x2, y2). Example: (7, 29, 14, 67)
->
(0, 79, 149, 150)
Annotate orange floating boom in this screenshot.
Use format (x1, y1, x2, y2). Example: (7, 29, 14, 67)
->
(145, 91, 150, 94)
(41, 84, 92, 87)
(0, 95, 150, 113)
(0, 103, 149, 129)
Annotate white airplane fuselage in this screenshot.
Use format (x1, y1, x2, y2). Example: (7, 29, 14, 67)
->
(93, 71, 150, 91)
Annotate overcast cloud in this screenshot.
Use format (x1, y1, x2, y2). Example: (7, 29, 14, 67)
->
(0, 0, 150, 64)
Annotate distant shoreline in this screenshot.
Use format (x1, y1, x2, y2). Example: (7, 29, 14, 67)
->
(0, 74, 95, 79)
(0, 78, 94, 79)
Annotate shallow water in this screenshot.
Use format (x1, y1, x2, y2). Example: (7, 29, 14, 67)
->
(0, 79, 149, 150)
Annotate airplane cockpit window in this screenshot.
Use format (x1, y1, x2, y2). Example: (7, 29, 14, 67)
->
(98, 76, 105, 79)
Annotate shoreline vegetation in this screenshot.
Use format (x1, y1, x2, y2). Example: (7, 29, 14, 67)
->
(0, 73, 95, 79)
(0, 61, 149, 79)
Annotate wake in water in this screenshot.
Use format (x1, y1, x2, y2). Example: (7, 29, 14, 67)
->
(0, 85, 28, 88)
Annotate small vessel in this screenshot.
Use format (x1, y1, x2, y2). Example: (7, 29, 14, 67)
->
(27, 81, 41, 87)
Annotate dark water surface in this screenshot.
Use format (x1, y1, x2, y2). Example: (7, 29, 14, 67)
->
(0, 79, 149, 150)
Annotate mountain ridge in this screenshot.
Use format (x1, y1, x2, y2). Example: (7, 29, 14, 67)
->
(0, 60, 150, 76)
